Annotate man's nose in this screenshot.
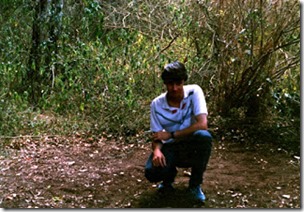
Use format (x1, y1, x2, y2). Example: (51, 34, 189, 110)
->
(173, 84, 178, 90)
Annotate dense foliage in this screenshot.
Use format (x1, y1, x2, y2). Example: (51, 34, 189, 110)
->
(0, 0, 300, 153)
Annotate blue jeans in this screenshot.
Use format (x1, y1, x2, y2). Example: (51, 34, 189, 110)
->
(144, 130, 212, 187)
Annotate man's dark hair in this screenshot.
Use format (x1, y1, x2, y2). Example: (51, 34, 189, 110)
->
(161, 61, 188, 83)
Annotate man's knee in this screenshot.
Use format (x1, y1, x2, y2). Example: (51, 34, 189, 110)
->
(192, 130, 212, 149)
(193, 130, 212, 141)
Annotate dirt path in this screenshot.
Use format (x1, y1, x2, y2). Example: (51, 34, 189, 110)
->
(0, 135, 300, 208)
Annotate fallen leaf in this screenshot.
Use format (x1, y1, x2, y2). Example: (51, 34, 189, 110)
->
(282, 194, 290, 199)
(66, 161, 75, 166)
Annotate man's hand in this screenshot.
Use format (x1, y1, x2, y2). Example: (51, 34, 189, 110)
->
(153, 131, 171, 141)
(152, 148, 166, 167)
(151, 131, 170, 167)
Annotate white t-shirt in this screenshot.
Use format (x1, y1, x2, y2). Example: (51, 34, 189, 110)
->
(150, 84, 208, 143)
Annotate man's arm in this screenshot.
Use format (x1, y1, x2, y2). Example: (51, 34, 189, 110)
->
(152, 139, 163, 151)
(152, 114, 208, 141)
(174, 113, 208, 138)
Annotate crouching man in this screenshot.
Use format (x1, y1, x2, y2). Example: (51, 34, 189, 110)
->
(144, 61, 212, 202)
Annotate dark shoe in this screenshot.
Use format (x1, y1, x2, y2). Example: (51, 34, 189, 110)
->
(189, 186, 206, 202)
(157, 182, 175, 193)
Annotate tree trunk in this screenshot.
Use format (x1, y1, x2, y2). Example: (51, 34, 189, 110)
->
(26, 0, 63, 106)
(26, 0, 47, 105)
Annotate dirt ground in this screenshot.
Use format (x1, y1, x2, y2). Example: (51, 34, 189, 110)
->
(0, 133, 301, 209)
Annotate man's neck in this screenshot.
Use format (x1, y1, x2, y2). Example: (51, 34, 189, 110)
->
(166, 93, 184, 108)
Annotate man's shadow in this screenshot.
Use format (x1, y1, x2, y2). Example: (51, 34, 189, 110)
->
(136, 186, 206, 208)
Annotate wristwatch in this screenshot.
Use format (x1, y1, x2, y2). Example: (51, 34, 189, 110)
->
(171, 131, 175, 139)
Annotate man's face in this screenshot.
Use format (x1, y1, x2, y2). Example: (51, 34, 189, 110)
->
(165, 80, 184, 99)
